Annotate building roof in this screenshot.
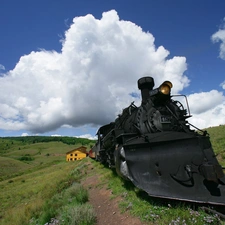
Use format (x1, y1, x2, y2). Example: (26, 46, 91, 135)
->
(66, 146, 87, 154)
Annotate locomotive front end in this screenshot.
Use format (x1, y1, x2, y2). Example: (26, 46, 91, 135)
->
(92, 76, 225, 206)
(115, 77, 225, 206)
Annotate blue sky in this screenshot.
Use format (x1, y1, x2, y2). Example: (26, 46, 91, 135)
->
(0, 0, 225, 138)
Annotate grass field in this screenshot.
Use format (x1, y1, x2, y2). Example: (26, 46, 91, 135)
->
(0, 137, 95, 225)
(206, 125, 225, 167)
(0, 138, 93, 181)
(0, 126, 225, 225)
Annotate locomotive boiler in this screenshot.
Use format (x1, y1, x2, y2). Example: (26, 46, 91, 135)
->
(91, 76, 225, 205)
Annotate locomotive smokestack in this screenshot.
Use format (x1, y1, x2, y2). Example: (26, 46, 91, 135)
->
(138, 77, 155, 104)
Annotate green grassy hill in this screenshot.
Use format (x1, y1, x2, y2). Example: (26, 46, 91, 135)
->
(0, 136, 96, 225)
(0, 156, 32, 180)
(0, 136, 95, 181)
(205, 125, 225, 166)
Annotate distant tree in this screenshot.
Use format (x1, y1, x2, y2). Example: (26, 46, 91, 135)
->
(18, 154, 34, 161)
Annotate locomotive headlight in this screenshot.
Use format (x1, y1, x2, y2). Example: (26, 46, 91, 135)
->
(149, 80, 173, 100)
(159, 81, 173, 95)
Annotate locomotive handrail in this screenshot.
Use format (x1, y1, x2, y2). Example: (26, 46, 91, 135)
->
(165, 104, 192, 133)
(171, 94, 209, 135)
(171, 94, 191, 116)
(186, 121, 209, 136)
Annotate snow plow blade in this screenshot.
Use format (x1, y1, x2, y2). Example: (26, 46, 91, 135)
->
(120, 132, 225, 206)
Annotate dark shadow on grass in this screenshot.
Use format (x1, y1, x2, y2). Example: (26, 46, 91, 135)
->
(135, 188, 225, 218)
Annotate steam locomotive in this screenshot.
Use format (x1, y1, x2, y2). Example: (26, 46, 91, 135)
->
(90, 77, 225, 205)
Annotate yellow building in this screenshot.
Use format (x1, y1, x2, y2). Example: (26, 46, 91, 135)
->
(66, 146, 87, 161)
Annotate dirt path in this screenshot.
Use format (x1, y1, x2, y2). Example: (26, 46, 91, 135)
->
(81, 174, 146, 225)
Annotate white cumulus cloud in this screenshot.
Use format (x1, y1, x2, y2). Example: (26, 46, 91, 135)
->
(187, 90, 225, 114)
(0, 64, 5, 70)
(187, 90, 225, 128)
(75, 134, 97, 140)
(220, 81, 225, 90)
(211, 17, 225, 60)
(0, 10, 189, 134)
(1, 10, 225, 134)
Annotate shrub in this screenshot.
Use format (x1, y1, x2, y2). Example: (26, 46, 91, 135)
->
(60, 203, 96, 225)
(36, 183, 91, 225)
(18, 154, 34, 161)
(66, 183, 89, 204)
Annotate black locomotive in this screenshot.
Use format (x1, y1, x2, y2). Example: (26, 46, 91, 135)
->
(90, 76, 225, 205)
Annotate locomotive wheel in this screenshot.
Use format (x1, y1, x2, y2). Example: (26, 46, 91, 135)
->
(114, 145, 129, 180)
(96, 149, 107, 164)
